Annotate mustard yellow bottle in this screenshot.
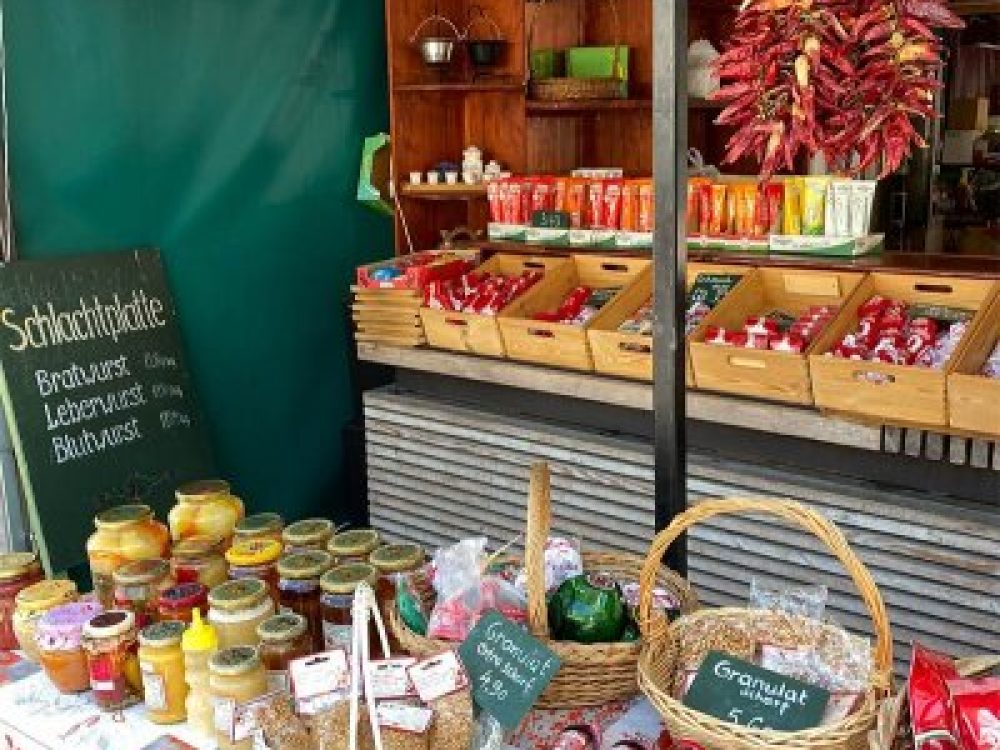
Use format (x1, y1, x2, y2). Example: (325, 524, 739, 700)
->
(182, 608, 218, 737)
(138, 620, 187, 724)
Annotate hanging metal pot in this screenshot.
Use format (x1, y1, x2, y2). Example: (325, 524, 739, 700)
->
(410, 14, 461, 67)
(463, 5, 507, 68)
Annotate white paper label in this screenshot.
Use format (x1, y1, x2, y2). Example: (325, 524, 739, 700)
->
(408, 651, 469, 703)
(377, 702, 433, 733)
(90, 678, 114, 692)
(214, 697, 235, 733)
(367, 658, 417, 700)
(289, 649, 350, 701)
(141, 667, 167, 711)
(296, 691, 347, 717)
(323, 621, 353, 652)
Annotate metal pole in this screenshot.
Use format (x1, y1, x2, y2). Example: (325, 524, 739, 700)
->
(652, 0, 688, 572)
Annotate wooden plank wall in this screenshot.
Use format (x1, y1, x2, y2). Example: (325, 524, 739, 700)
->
(364, 387, 999, 670)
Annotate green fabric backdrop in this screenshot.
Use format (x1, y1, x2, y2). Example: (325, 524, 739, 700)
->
(4, 0, 391, 520)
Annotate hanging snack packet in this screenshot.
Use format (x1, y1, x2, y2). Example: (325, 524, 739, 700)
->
(909, 643, 960, 750)
(947, 677, 1000, 750)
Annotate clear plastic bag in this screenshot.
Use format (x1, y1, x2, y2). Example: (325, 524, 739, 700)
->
(513, 536, 583, 595)
(749, 577, 828, 621)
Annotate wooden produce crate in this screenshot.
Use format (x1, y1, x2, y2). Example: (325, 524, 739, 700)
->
(587, 262, 753, 383)
(352, 286, 425, 347)
(810, 273, 1000, 429)
(948, 289, 1000, 437)
(419, 254, 569, 357)
(499, 255, 652, 371)
(690, 268, 865, 404)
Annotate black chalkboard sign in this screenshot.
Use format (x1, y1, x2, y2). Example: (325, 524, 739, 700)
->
(0, 250, 215, 574)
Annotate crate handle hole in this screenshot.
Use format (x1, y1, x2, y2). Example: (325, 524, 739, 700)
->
(914, 283, 953, 294)
(528, 328, 555, 338)
(600, 263, 630, 273)
(728, 356, 766, 369)
(523, 261, 546, 269)
(620, 342, 651, 354)
(445, 317, 469, 327)
(853, 370, 896, 385)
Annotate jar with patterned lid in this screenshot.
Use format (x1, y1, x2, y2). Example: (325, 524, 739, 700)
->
(277, 550, 333, 651)
(13, 579, 78, 662)
(225, 538, 282, 604)
(87, 504, 170, 607)
(234, 513, 284, 545)
(138, 620, 188, 724)
(327, 529, 382, 565)
(82, 609, 142, 711)
(207, 578, 275, 650)
(256, 613, 311, 693)
(113, 558, 174, 629)
(320, 563, 380, 658)
(209, 646, 268, 750)
(281, 519, 334, 553)
(170, 535, 228, 588)
(36, 600, 104, 693)
(369, 544, 426, 649)
(169, 480, 244, 544)
(0, 552, 44, 650)
(158, 582, 209, 624)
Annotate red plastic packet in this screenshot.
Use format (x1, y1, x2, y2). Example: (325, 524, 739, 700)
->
(553, 178, 569, 213)
(604, 181, 624, 231)
(586, 181, 605, 229)
(520, 178, 536, 224)
(532, 178, 555, 214)
(910, 643, 960, 750)
(505, 180, 522, 224)
(947, 677, 1000, 750)
(487, 180, 503, 223)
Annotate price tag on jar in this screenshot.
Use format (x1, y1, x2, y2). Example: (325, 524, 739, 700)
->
(407, 650, 469, 703)
(366, 657, 417, 700)
(289, 649, 350, 715)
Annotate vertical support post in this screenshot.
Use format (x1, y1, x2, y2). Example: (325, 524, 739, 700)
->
(652, 0, 688, 572)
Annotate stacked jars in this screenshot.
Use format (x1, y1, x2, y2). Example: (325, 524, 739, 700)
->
(320, 563, 380, 657)
(0, 552, 44, 650)
(282, 519, 334, 553)
(327, 529, 382, 566)
(13, 579, 78, 661)
(234, 513, 284, 545)
(256, 613, 311, 693)
(87, 504, 170, 607)
(207, 578, 274, 650)
(170, 536, 228, 588)
(113, 558, 174, 629)
(82, 610, 143, 711)
(35, 601, 103, 693)
(138, 620, 188, 724)
(169, 480, 244, 544)
(209, 646, 268, 750)
(276, 550, 333, 651)
(158, 582, 209, 623)
(226, 539, 282, 604)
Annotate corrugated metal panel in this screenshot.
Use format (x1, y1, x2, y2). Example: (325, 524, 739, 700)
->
(365, 388, 1000, 669)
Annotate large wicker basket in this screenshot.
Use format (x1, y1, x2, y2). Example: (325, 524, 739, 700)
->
(637, 498, 894, 750)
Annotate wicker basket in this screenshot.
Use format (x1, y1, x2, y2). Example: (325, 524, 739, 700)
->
(868, 655, 1000, 750)
(527, 0, 625, 102)
(637, 498, 894, 750)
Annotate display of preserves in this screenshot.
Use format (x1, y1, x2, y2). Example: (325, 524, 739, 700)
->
(158, 582, 209, 623)
(233, 513, 284, 545)
(35, 600, 103, 693)
(170, 535, 229, 588)
(207, 578, 275, 650)
(0, 552, 44, 651)
(12, 579, 78, 662)
(256, 612, 311, 693)
(320, 563, 380, 657)
(81, 609, 143, 711)
(226, 538, 283, 603)
(327, 529, 382, 565)
(87, 504, 170, 608)
(113, 557, 174, 628)
(276, 550, 333, 651)
(169, 480, 245, 544)
(281, 518, 335, 553)
(138, 620, 188, 724)
(208, 645, 268, 750)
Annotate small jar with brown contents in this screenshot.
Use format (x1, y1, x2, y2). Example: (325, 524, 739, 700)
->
(225, 539, 282, 604)
(170, 535, 228, 589)
(113, 558, 174, 629)
(320, 563, 380, 658)
(369, 544, 425, 648)
(234, 513, 284, 545)
(327, 529, 381, 566)
(282, 519, 334, 553)
(256, 613, 311, 693)
(276, 550, 333, 651)
(208, 578, 275, 650)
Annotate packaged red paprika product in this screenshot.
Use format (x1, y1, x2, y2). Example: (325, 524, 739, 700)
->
(638, 180, 655, 233)
(708, 184, 727, 236)
(604, 181, 624, 231)
(621, 180, 641, 232)
(520, 178, 536, 224)
(696, 183, 713, 235)
(505, 180, 523, 224)
(586, 181, 606, 229)
(565, 178, 587, 228)
(487, 180, 504, 223)
(947, 677, 1000, 750)
(554, 177, 569, 213)
(687, 177, 710, 235)
(765, 182, 784, 234)
(909, 643, 960, 750)
(533, 178, 555, 214)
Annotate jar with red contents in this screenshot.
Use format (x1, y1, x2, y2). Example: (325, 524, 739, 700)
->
(0, 553, 44, 650)
(170, 536, 228, 589)
(113, 558, 173, 629)
(82, 610, 143, 711)
(158, 583, 208, 623)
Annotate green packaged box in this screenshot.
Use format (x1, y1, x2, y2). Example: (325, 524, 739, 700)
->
(566, 46, 629, 96)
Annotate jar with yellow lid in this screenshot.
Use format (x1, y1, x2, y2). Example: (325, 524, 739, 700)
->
(281, 518, 334, 553)
(138, 620, 188, 724)
(328, 529, 382, 565)
(170, 535, 228, 588)
(256, 613, 311, 693)
(82, 609, 143, 711)
(113, 558, 174, 629)
(207, 578, 275, 650)
(320, 563, 380, 658)
(369, 544, 426, 650)
(169, 480, 244, 544)
(0, 552, 44, 650)
(277, 550, 333, 651)
(87, 504, 170, 608)
(234, 513, 284, 545)
(13, 579, 78, 662)
(225, 539, 282, 604)
(209, 646, 268, 750)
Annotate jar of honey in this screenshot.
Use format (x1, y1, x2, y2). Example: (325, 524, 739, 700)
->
(320, 563, 379, 657)
(225, 539, 282, 603)
(35, 600, 103, 693)
(207, 578, 275, 650)
(0, 552, 44, 650)
(169, 480, 244, 544)
(170, 535, 228, 588)
(277, 550, 333, 651)
(327, 529, 382, 565)
(369, 543, 425, 637)
(87, 504, 170, 607)
(82, 610, 142, 711)
(281, 519, 334, 553)
(158, 582, 209, 623)
(256, 613, 311, 693)
(234, 513, 284, 545)
(138, 620, 188, 724)
(13, 579, 78, 662)
(209, 646, 268, 750)
(113, 558, 174, 629)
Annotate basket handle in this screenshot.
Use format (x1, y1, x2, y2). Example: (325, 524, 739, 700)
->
(637, 497, 894, 682)
(525, 462, 553, 638)
(409, 14, 461, 44)
(463, 5, 503, 41)
(525, 0, 623, 86)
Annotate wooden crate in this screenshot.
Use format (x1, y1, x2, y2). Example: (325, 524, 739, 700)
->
(690, 268, 865, 404)
(948, 289, 1000, 437)
(586, 262, 753, 383)
(499, 255, 652, 371)
(419, 255, 569, 357)
(810, 273, 1000, 429)
(351, 286, 425, 347)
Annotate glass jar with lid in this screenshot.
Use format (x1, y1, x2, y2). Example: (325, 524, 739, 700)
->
(113, 558, 174, 629)
(328, 529, 382, 565)
(282, 519, 334, 553)
(209, 646, 269, 750)
(225, 539, 282, 603)
(82, 609, 143, 711)
(277, 550, 333, 651)
(234, 513, 284, 545)
(35, 600, 103, 693)
(87, 504, 170, 608)
(369, 544, 426, 648)
(256, 613, 311, 693)
(207, 578, 275, 650)
(170, 535, 228, 588)
(0, 552, 45, 650)
(138, 620, 188, 724)
(169, 480, 245, 544)
(320, 563, 380, 658)
(158, 582, 209, 624)
(13, 579, 78, 662)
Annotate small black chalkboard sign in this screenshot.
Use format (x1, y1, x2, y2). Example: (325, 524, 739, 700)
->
(682, 651, 830, 732)
(531, 210, 571, 229)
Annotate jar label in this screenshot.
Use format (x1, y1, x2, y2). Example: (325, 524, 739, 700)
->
(367, 658, 417, 700)
(213, 697, 235, 734)
(322, 621, 353, 652)
(266, 670, 289, 694)
(141, 667, 167, 711)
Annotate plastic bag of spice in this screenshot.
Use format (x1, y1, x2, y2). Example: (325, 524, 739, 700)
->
(257, 695, 312, 750)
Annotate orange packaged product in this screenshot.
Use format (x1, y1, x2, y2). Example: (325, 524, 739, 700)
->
(686, 178, 710, 235)
(725, 184, 742, 236)
(566, 179, 587, 228)
(739, 184, 759, 237)
(708, 184, 727, 236)
(696, 183, 713, 235)
(638, 180, 655, 233)
(553, 178, 569, 213)
(586, 180, 605, 229)
(621, 181, 640, 232)
(603, 181, 624, 231)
